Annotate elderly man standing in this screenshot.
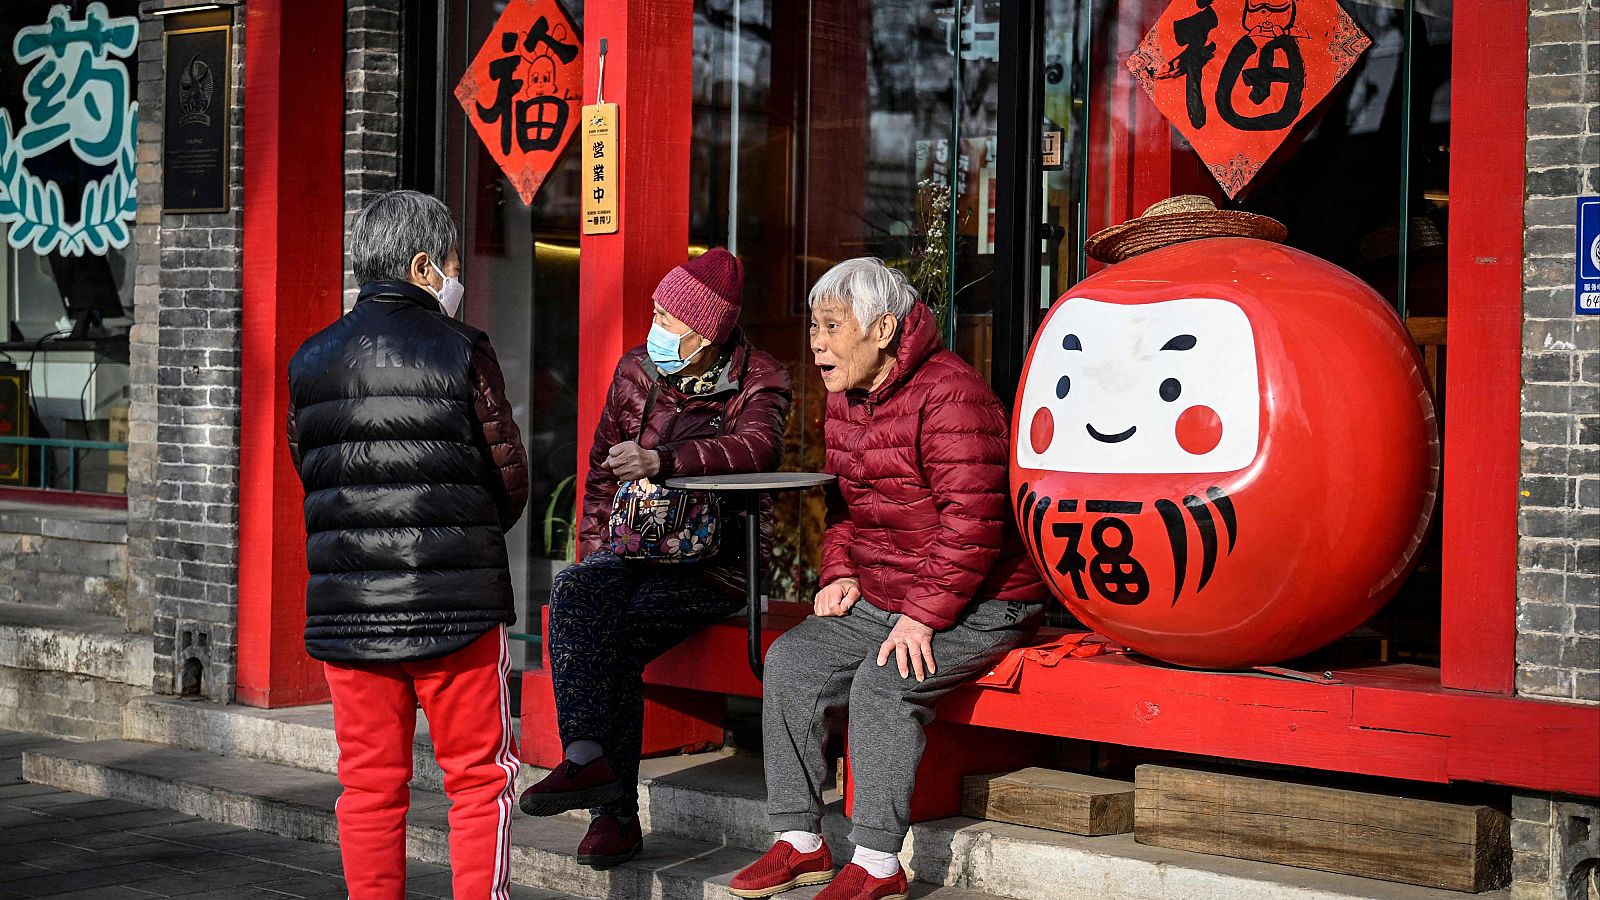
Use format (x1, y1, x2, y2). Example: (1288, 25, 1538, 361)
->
(287, 190, 529, 900)
(730, 259, 1047, 900)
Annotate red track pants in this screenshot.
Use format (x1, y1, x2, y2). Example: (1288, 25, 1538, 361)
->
(323, 626, 519, 900)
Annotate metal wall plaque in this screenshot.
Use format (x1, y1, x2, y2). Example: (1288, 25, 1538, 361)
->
(1577, 196, 1600, 315)
(162, 25, 232, 214)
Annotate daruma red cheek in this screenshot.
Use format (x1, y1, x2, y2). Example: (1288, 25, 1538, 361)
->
(1030, 406, 1055, 455)
(1175, 404, 1223, 455)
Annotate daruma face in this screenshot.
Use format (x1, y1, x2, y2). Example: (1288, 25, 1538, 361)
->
(1017, 297, 1260, 475)
(1011, 238, 1440, 670)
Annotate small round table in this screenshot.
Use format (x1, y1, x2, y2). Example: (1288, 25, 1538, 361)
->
(665, 472, 835, 680)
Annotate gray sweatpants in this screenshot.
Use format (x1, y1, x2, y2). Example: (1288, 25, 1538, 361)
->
(761, 597, 1043, 853)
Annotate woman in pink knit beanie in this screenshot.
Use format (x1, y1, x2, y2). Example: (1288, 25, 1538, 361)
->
(518, 248, 794, 869)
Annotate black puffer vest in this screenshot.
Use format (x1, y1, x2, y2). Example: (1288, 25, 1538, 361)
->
(289, 281, 515, 662)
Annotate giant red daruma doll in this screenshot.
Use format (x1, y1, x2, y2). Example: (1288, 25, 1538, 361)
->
(1011, 197, 1439, 669)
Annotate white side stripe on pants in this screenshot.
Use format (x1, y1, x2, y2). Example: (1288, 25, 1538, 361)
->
(491, 626, 520, 900)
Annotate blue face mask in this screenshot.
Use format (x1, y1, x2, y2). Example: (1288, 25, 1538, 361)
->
(647, 321, 704, 375)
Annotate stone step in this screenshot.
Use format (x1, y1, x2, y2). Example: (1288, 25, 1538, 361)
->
(0, 529, 129, 575)
(0, 605, 149, 685)
(124, 694, 808, 849)
(23, 739, 1008, 900)
(0, 605, 154, 739)
(125, 692, 486, 798)
(125, 694, 776, 846)
(113, 699, 1501, 900)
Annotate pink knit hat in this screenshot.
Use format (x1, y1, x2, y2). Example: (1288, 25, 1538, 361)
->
(652, 248, 743, 344)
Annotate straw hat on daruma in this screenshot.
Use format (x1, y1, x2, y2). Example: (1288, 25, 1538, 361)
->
(1084, 195, 1287, 264)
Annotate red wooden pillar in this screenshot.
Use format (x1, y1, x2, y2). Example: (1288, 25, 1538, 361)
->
(519, 0, 698, 763)
(1437, 0, 1527, 695)
(236, 0, 345, 707)
(572, 0, 695, 521)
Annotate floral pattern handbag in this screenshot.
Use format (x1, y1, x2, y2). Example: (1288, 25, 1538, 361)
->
(605, 386, 723, 563)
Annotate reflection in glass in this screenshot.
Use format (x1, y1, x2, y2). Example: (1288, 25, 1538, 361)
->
(442, 0, 586, 665)
(1043, 0, 1452, 661)
(0, 0, 140, 497)
(1056, 0, 1450, 319)
(693, 0, 1018, 601)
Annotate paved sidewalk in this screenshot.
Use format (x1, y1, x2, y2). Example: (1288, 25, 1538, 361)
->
(0, 730, 562, 899)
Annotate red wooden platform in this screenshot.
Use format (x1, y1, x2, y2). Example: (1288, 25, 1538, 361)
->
(521, 607, 1600, 821)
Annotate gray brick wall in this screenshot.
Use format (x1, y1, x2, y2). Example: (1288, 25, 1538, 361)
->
(124, 11, 163, 652)
(1512, 793, 1600, 900)
(130, 4, 246, 704)
(0, 508, 128, 623)
(344, 1, 405, 311)
(127, 0, 400, 701)
(1519, 0, 1600, 706)
(1517, 1, 1600, 898)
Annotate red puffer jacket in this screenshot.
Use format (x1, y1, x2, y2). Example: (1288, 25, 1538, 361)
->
(820, 303, 1046, 629)
(578, 330, 794, 596)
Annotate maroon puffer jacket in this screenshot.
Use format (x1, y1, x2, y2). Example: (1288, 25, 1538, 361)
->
(578, 330, 794, 595)
(820, 303, 1047, 629)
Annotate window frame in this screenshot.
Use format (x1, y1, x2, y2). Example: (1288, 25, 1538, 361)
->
(995, 0, 1519, 694)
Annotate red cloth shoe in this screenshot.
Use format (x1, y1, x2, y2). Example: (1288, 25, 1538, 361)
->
(518, 756, 626, 816)
(812, 863, 908, 900)
(728, 839, 835, 898)
(576, 814, 642, 870)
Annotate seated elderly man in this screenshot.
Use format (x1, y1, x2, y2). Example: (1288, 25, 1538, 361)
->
(729, 258, 1047, 900)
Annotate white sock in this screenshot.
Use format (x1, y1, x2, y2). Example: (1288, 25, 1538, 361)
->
(852, 845, 900, 878)
(564, 739, 603, 766)
(777, 830, 823, 854)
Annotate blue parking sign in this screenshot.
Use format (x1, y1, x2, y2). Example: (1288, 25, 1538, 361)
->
(1578, 197, 1600, 315)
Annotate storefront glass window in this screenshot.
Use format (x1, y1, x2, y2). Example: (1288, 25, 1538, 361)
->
(695, 0, 1452, 657)
(694, 0, 1016, 601)
(0, 1, 141, 498)
(438, 0, 586, 665)
(1043, 0, 1452, 662)
(1046, 0, 1451, 320)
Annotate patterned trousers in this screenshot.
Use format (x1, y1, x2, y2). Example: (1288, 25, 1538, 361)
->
(546, 550, 742, 817)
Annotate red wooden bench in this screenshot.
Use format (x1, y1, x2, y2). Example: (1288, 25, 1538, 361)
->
(521, 604, 1600, 817)
(519, 603, 1052, 821)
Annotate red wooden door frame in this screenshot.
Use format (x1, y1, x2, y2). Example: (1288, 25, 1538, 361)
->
(573, 0, 695, 536)
(1081, 0, 1527, 693)
(236, 0, 344, 707)
(224, 0, 1527, 709)
(520, 0, 1591, 786)
(569, 3, 1529, 690)
(1437, 0, 1525, 694)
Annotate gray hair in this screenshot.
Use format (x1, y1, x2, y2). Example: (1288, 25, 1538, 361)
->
(350, 190, 458, 285)
(807, 257, 917, 329)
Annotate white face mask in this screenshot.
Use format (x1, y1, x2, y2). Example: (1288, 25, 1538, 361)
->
(428, 259, 464, 317)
